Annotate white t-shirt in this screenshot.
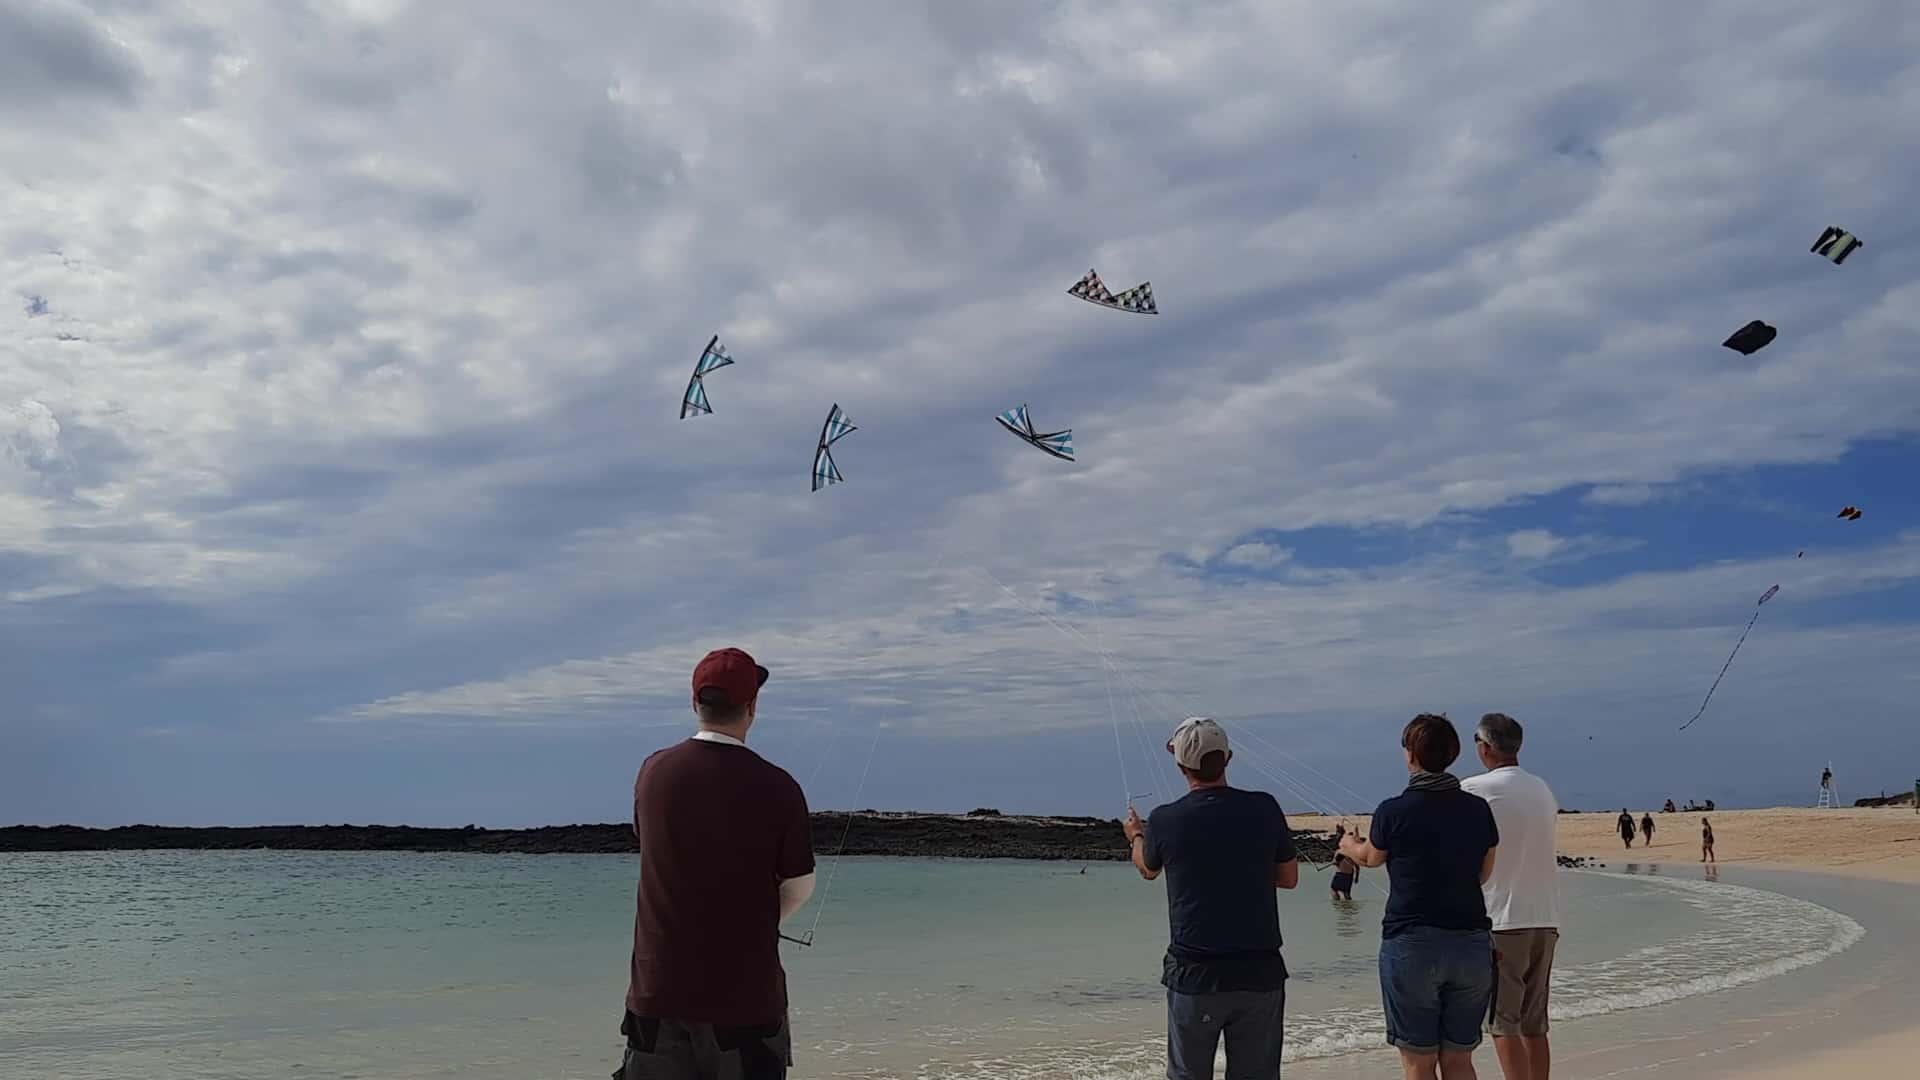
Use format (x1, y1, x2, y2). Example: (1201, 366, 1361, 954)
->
(1461, 765, 1561, 930)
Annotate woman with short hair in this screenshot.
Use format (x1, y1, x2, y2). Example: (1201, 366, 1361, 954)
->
(1339, 714, 1499, 1080)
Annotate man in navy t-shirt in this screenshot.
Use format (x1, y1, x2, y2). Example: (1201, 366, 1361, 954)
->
(1125, 717, 1300, 1080)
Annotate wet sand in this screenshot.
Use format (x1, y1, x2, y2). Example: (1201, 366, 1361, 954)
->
(1559, 807, 1920, 1079)
(1284, 806, 1920, 1078)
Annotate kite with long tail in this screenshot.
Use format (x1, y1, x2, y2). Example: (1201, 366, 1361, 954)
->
(1680, 584, 1779, 731)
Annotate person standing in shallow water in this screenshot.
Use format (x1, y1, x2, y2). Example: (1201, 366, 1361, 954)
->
(1616, 809, 1635, 849)
(1340, 714, 1499, 1080)
(1125, 717, 1299, 1080)
(1701, 818, 1716, 863)
(619, 648, 816, 1080)
(1331, 850, 1359, 902)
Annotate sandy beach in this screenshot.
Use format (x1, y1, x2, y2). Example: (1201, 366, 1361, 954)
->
(1562, 807, 1920, 1078)
(1292, 806, 1920, 1078)
(1551, 806, 1920, 884)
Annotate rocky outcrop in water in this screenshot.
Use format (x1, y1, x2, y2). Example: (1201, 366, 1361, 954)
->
(0, 816, 1345, 862)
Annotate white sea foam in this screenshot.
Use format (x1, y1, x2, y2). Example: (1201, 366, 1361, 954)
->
(918, 872, 1866, 1080)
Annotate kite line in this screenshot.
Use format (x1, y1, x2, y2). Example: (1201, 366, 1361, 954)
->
(963, 563, 1386, 894)
(781, 715, 884, 947)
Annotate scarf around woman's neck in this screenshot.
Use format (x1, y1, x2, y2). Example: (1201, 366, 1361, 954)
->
(1406, 770, 1460, 792)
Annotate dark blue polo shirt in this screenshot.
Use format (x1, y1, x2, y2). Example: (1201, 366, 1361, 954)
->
(1368, 786, 1498, 939)
(1142, 787, 1298, 993)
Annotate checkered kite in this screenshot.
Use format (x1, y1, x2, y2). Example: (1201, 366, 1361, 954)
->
(995, 404, 1075, 462)
(1068, 268, 1157, 315)
(680, 335, 734, 419)
(811, 403, 856, 491)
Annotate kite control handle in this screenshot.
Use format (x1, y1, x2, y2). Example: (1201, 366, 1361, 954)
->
(778, 930, 815, 948)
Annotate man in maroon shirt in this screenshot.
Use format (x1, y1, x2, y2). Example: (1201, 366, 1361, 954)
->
(618, 648, 816, 1080)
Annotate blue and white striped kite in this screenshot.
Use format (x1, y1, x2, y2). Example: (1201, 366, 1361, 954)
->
(995, 404, 1074, 462)
(812, 404, 857, 491)
(679, 335, 734, 419)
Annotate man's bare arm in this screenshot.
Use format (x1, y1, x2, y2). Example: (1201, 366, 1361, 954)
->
(778, 872, 816, 922)
(1124, 807, 1160, 880)
(1273, 859, 1299, 889)
(1131, 836, 1161, 880)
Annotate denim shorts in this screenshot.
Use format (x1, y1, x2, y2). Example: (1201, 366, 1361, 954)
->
(1379, 927, 1494, 1054)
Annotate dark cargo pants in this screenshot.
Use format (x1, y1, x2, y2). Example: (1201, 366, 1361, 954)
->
(1167, 986, 1286, 1080)
(614, 1011, 791, 1080)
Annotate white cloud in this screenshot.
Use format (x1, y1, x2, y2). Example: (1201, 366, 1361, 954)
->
(1221, 541, 1293, 570)
(1583, 483, 1669, 507)
(4, 0, 1920, 817)
(1505, 529, 1567, 560)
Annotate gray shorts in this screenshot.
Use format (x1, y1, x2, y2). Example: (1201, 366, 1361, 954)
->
(614, 1012, 790, 1080)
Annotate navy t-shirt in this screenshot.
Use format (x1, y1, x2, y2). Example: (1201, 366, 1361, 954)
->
(1142, 787, 1298, 992)
(1368, 786, 1498, 939)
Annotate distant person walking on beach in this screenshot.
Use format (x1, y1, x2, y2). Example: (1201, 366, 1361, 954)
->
(1701, 818, 1716, 863)
(1339, 714, 1499, 1080)
(619, 648, 815, 1080)
(1616, 810, 1635, 849)
(1331, 851, 1359, 901)
(1639, 813, 1654, 847)
(1462, 714, 1561, 1080)
(1125, 717, 1299, 1080)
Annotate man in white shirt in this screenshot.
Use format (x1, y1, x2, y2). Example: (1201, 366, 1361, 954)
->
(1461, 712, 1560, 1080)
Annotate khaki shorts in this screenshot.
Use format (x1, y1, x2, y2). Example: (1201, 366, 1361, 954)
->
(1487, 928, 1558, 1037)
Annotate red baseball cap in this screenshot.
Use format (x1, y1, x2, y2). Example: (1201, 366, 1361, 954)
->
(692, 647, 769, 708)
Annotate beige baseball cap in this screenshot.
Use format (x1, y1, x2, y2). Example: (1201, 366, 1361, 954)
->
(1167, 716, 1230, 769)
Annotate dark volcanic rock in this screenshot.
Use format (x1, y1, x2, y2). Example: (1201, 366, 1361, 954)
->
(0, 816, 1342, 863)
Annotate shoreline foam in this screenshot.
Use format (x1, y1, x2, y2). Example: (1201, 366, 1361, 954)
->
(1291, 807, 1920, 1080)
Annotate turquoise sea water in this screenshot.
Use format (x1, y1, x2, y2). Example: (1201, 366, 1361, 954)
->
(0, 853, 1864, 1079)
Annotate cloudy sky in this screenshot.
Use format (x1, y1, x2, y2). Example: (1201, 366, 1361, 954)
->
(5, 0, 1918, 828)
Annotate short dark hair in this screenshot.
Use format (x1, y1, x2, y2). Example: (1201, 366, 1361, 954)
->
(1178, 749, 1229, 784)
(1476, 712, 1523, 757)
(1401, 713, 1460, 772)
(695, 688, 749, 726)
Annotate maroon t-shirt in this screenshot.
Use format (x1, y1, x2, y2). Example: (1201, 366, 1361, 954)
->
(626, 737, 814, 1026)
